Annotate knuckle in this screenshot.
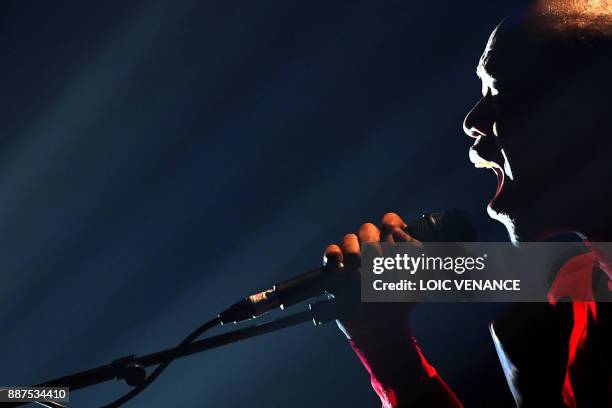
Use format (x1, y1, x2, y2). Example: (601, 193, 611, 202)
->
(343, 233, 358, 242)
(382, 213, 397, 226)
(360, 222, 377, 229)
(381, 212, 406, 233)
(358, 222, 380, 243)
(323, 244, 343, 266)
(342, 233, 360, 254)
(359, 222, 378, 233)
(324, 243, 341, 253)
(382, 212, 398, 220)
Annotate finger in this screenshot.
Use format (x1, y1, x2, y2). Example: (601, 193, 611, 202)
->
(381, 212, 408, 243)
(381, 212, 407, 233)
(323, 244, 343, 268)
(391, 227, 414, 242)
(358, 222, 382, 256)
(392, 227, 424, 251)
(341, 233, 361, 270)
(358, 223, 380, 243)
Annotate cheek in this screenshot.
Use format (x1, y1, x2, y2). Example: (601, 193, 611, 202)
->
(492, 95, 591, 183)
(494, 120, 552, 183)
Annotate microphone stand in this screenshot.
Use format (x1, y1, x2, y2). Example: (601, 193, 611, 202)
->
(6, 298, 338, 408)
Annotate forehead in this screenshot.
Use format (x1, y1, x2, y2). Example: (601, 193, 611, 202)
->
(476, 25, 501, 89)
(475, 20, 544, 87)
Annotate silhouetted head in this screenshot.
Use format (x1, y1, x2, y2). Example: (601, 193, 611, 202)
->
(464, 1, 612, 243)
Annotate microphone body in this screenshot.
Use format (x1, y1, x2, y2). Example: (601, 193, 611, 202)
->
(219, 210, 475, 324)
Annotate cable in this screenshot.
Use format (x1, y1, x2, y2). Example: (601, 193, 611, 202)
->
(98, 316, 221, 408)
(34, 401, 67, 408)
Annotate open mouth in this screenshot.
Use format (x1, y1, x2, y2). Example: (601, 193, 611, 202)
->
(469, 148, 505, 205)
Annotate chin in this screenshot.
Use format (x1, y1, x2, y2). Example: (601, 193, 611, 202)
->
(488, 202, 566, 244)
(487, 204, 521, 245)
(487, 184, 550, 244)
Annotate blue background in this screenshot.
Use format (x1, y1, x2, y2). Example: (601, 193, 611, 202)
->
(0, 1, 525, 406)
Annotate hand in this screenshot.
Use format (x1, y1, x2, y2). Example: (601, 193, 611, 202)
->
(322, 212, 422, 341)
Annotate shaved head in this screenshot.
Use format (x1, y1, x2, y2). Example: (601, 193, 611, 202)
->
(463, 2, 612, 242)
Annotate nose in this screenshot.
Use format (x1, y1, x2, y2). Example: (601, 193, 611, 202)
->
(463, 95, 495, 139)
(464, 95, 505, 167)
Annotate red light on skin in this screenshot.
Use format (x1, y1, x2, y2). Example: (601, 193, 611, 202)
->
(548, 251, 600, 408)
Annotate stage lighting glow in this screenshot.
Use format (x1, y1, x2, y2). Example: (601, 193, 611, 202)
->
(535, 0, 612, 33)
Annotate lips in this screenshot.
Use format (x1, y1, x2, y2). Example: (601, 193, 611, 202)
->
(469, 147, 505, 205)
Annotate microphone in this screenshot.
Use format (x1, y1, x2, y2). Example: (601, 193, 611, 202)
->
(218, 210, 475, 324)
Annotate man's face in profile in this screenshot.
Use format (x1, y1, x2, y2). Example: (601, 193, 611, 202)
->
(462, 17, 612, 243)
(463, 24, 521, 242)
